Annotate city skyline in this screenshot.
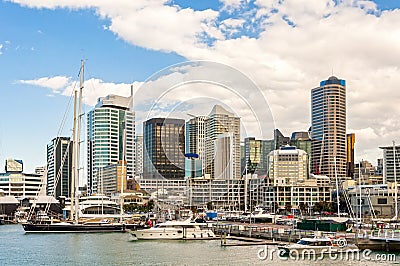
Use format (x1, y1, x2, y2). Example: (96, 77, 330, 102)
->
(1, 1, 400, 172)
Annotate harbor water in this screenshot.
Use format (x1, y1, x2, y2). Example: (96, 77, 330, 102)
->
(1, 224, 399, 265)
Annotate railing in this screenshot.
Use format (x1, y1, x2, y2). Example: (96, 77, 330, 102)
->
(370, 229, 400, 239)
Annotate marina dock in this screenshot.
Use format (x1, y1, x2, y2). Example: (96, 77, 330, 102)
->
(213, 224, 356, 245)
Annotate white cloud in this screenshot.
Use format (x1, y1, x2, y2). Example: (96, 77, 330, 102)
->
(18, 75, 141, 106)
(0, 44, 2, 55)
(11, 0, 400, 164)
(18, 76, 70, 92)
(220, 0, 245, 12)
(62, 78, 141, 106)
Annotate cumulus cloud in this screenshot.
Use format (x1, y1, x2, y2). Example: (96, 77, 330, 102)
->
(10, 0, 400, 163)
(0, 44, 3, 55)
(18, 76, 70, 92)
(18, 75, 141, 106)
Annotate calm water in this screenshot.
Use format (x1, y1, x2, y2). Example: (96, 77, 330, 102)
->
(1, 224, 399, 265)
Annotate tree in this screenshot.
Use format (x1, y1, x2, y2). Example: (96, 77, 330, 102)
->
(285, 203, 292, 214)
(206, 201, 213, 211)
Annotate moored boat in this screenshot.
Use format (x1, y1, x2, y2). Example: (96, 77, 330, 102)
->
(22, 219, 137, 233)
(130, 218, 215, 240)
(278, 236, 358, 256)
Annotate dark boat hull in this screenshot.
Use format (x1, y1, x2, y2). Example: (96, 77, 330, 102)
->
(22, 222, 137, 233)
(357, 238, 400, 251)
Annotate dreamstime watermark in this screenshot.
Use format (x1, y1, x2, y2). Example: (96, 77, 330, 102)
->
(257, 242, 397, 262)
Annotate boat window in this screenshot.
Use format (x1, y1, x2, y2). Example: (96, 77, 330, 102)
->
(297, 240, 310, 245)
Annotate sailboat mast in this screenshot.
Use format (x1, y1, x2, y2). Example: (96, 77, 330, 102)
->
(120, 121, 126, 223)
(70, 90, 78, 221)
(74, 59, 84, 224)
(393, 140, 398, 220)
(358, 160, 362, 224)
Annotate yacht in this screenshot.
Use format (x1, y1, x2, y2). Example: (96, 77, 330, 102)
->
(251, 209, 281, 223)
(130, 218, 216, 240)
(278, 236, 358, 256)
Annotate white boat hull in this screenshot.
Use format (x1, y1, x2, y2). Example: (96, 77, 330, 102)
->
(131, 227, 215, 240)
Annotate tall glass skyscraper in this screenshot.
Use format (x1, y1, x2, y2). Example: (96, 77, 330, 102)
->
(311, 76, 346, 179)
(47, 137, 73, 198)
(186, 116, 207, 177)
(143, 118, 185, 179)
(87, 94, 134, 194)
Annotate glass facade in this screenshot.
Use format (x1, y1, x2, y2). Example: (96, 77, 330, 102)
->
(87, 95, 135, 194)
(143, 118, 185, 179)
(46, 137, 73, 198)
(311, 76, 346, 179)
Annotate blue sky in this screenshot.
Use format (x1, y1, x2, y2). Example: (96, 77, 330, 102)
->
(0, 0, 400, 174)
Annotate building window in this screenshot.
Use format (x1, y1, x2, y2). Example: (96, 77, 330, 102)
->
(377, 198, 387, 205)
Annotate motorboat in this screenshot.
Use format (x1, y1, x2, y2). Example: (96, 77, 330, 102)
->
(130, 218, 216, 240)
(278, 236, 358, 256)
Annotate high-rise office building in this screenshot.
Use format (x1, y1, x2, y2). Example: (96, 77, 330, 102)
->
(311, 76, 346, 179)
(205, 105, 240, 179)
(186, 116, 207, 177)
(380, 144, 400, 183)
(143, 118, 185, 179)
(274, 129, 290, 149)
(346, 133, 355, 178)
(269, 146, 308, 186)
(46, 137, 73, 198)
(87, 94, 135, 194)
(290, 131, 312, 166)
(134, 135, 143, 178)
(244, 137, 272, 176)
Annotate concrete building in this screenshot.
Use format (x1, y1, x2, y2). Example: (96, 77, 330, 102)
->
(214, 133, 234, 180)
(87, 94, 135, 194)
(186, 116, 207, 177)
(261, 175, 331, 211)
(311, 76, 347, 179)
(46, 137, 73, 198)
(0, 160, 45, 199)
(134, 135, 143, 178)
(94, 160, 127, 197)
(348, 184, 399, 218)
(205, 105, 240, 180)
(269, 146, 308, 186)
(191, 178, 244, 210)
(143, 118, 185, 180)
(35, 166, 46, 176)
(380, 144, 400, 183)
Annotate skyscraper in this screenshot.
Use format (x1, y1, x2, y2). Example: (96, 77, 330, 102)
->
(87, 94, 135, 194)
(204, 105, 240, 179)
(346, 133, 355, 178)
(134, 135, 143, 178)
(47, 137, 73, 198)
(380, 144, 400, 183)
(143, 118, 185, 179)
(311, 76, 346, 179)
(186, 116, 207, 177)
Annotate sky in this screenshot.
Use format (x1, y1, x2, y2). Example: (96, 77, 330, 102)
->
(0, 0, 399, 174)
